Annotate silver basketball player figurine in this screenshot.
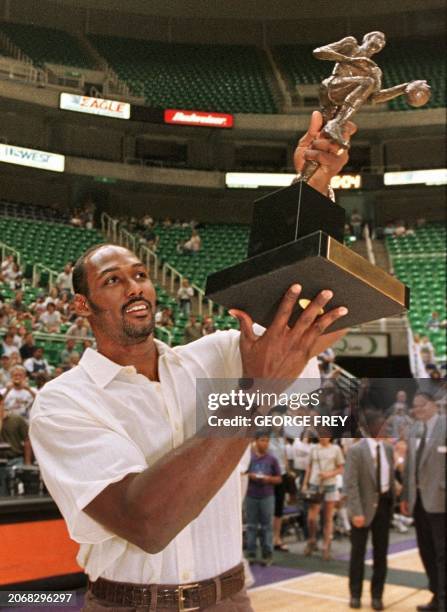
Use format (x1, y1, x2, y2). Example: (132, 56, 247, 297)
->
(299, 31, 431, 182)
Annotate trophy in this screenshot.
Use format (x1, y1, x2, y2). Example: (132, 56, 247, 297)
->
(205, 32, 431, 332)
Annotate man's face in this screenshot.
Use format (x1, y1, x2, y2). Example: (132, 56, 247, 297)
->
(77, 246, 156, 345)
(1, 356, 9, 370)
(396, 391, 407, 403)
(412, 394, 437, 421)
(34, 348, 44, 360)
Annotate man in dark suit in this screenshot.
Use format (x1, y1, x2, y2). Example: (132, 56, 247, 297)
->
(345, 409, 395, 611)
(402, 391, 446, 612)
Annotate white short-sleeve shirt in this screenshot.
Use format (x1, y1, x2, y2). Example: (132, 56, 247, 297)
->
(30, 330, 319, 584)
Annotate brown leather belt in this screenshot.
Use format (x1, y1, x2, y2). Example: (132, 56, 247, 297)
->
(88, 562, 245, 610)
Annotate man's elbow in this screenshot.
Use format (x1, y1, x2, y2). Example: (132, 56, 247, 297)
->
(135, 522, 177, 554)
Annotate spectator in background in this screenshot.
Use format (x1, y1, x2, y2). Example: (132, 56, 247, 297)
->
(67, 317, 90, 340)
(401, 392, 446, 612)
(19, 333, 36, 361)
(43, 287, 60, 307)
(1, 333, 20, 359)
(345, 409, 395, 611)
(303, 437, 345, 560)
(11, 290, 27, 313)
(268, 411, 290, 552)
(202, 316, 216, 336)
(1, 255, 14, 278)
(0, 355, 11, 387)
(60, 338, 78, 369)
(39, 302, 62, 333)
(177, 278, 194, 316)
(7, 326, 22, 349)
(383, 222, 396, 237)
(183, 315, 202, 344)
(154, 307, 174, 328)
(0, 392, 32, 466)
(388, 390, 409, 415)
(246, 433, 282, 566)
(29, 294, 47, 319)
(426, 311, 447, 330)
(5, 262, 22, 289)
(67, 352, 81, 369)
(183, 230, 201, 254)
(56, 263, 73, 293)
(2, 365, 35, 420)
(420, 335, 436, 362)
(350, 209, 363, 239)
(318, 347, 336, 380)
(24, 347, 51, 381)
(292, 432, 312, 489)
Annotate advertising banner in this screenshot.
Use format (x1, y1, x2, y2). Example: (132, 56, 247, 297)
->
(0, 144, 65, 173)
(60, 93, 131, 120)
(164, 109, 233, 128)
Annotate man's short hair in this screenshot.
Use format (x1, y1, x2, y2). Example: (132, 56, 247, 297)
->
(72, 243, 109, 297)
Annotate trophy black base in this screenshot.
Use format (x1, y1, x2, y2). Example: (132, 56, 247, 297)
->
(205, 231, 409, 333)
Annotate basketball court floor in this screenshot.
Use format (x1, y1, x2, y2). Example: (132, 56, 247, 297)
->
(0, 529, 430, 611)
(249, 532, 429, 611)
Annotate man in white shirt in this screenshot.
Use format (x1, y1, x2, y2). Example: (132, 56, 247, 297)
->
(56, 263, 73, 292)
(39, 302, 62, 333)
(30, 110, 354, 611)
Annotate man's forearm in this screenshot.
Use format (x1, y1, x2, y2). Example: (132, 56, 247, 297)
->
(85, 397, 254, 554)
(123, 435, 251, 552)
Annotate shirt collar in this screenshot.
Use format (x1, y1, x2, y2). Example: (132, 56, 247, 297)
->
(79, 339, 181, 389)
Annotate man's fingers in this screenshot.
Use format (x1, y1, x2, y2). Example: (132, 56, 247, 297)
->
(298, 111, 323, 147)
(290, 290, 336, 339)
(345, 121, 358, 137)
(269, 284, 302, 334)
(310, 138, 345, 156)
(300, 306, 349, 351)
(228, 309, 256, 344)
(303, 148, 348, 170)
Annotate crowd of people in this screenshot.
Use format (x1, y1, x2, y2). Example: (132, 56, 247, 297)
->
(241, 385, 445, 610)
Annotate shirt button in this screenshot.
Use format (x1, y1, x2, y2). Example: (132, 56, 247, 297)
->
(123, 366, 136, 375)
(181, 571, 190, 582)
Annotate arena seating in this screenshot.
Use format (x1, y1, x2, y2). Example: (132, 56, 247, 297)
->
(0, 217, 103, 277)
(88, 35, 277, 114)
(0, 21, 95, 69)
(0, 200, 69, 224)
(386, 224, 446, 358)
(275, 38, 445, 110)
(154, 223, 249, 288)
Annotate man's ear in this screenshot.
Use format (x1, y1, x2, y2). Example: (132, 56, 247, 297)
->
(73, 294, 92, 317)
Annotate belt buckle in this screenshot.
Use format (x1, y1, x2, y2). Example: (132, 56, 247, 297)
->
(177, 583, 200, 611)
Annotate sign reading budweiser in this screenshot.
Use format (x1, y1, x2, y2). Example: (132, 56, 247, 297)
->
(0, 143, 65, 173)
(164, 109, 233, 128)
(60, 93, 131, 120)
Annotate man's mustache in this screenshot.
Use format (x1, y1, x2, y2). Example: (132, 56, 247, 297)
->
(121, 297, 153, 315)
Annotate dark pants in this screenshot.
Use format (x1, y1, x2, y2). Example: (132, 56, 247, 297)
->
(274, 474, 287, 518)
(349, 495, 392, 600)
(414, 493, 446, 607)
